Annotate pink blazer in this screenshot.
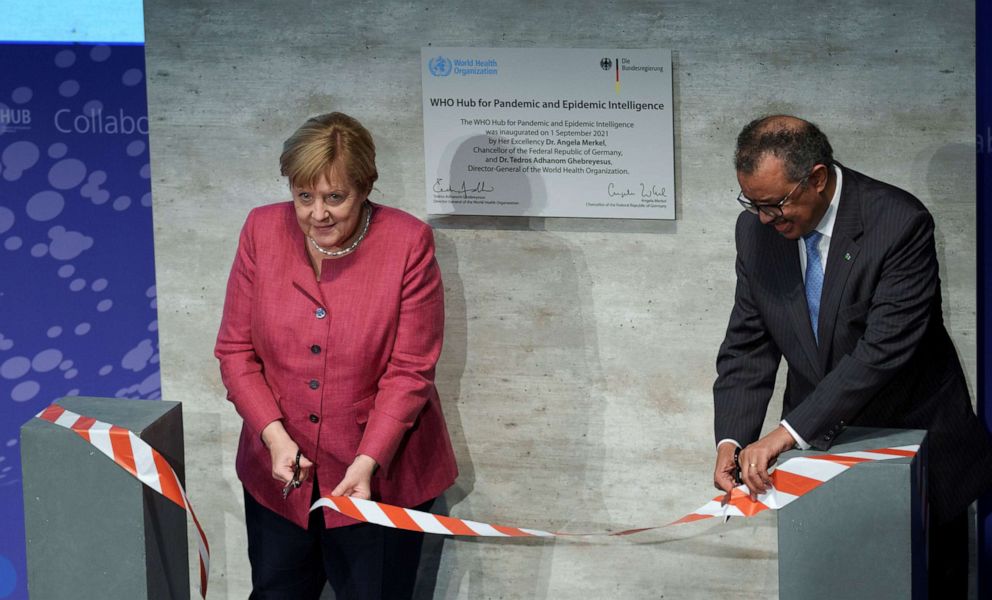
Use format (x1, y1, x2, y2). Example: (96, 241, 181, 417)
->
(215, 202, 458, 528)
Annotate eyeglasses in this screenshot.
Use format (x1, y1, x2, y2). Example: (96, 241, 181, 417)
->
(737, 173, 811, 219)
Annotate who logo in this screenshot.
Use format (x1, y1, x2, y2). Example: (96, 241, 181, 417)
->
(428, 56, 452, 77)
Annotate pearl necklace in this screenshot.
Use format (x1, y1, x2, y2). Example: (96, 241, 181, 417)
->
(307, 203, 372, 257)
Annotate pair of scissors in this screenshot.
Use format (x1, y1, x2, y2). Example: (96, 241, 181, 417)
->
(282, 449, 303, 499)
(721, 446, 744, 521)
(732, 446, 743, 486)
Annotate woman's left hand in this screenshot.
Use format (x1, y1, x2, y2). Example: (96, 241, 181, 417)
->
(331, 454, 378, 499)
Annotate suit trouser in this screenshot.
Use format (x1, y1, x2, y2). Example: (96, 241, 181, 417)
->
(243, 480, 431, 600)
(928, 508, 968, 599)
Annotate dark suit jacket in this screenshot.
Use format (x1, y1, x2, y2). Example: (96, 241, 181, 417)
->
(713, 165, 992, 523)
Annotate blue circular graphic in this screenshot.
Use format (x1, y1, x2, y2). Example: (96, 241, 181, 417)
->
(32, 348, 63, 372)
(11, 87, 32, 104)
(126, 140, 145, 156)
(48, 159, 86, 190)
(122, 68, 143, 86)
(0, 357, 29, 379)
(26, 190, 65, 221)
(11, 380, 40, 402)
(89, 45, 111, 62)
(58, 79, 79, 98)
(0, 207, 13, 235)
(54, 50, 75, 68)
(47, 143, 68, 159)
(428, 56, 452, 77)
(2, 141, 40, 181)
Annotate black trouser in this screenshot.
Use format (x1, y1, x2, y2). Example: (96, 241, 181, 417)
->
(244, 482, 431, 600)
(928, 508, 969, 599)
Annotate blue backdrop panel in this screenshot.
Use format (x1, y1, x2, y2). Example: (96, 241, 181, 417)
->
(0, 43, 158, 599)
(978, 4, 992, 597)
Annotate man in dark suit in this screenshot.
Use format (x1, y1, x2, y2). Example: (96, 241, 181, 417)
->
(712, 115, 992, 596)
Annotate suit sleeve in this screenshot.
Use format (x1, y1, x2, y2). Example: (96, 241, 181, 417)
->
(357, 224, 444, 473)
(214, 210, 283, 437)
(713, 215, 783, 446)
(785, 211, 938, 448)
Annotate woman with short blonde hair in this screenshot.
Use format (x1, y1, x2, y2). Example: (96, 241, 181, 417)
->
(216, 111, 457, 599)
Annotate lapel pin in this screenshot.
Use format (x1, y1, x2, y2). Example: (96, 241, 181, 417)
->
(844, 252, 852, 261)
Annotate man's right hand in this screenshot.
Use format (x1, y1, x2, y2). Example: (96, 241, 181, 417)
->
(713, 442, 739, 503)
(261, 420, 313, 485)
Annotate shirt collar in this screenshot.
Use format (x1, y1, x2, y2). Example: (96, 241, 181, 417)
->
(813, 164, 842, 238)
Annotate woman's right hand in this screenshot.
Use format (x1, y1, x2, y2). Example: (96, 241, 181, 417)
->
(260, 420, 313, 484)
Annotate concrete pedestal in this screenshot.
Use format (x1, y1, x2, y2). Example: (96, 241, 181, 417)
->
(21, 396, 189, 600)
(777, 427, 927, 600)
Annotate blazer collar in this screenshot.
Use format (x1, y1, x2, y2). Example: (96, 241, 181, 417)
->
(826, 163, 863, 243)
(283, 203, 324, 306)
(816, 163, 863, 365)
(778, 163, 865, 379)
(288, 201, 377, 304)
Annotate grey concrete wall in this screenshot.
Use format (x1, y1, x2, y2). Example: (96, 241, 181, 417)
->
(143, 1, 977, 598)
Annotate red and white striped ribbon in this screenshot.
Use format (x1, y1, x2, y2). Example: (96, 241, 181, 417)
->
(672, 445, 920, 524)
(36, 403, 210, 598)
(315, 494, 557, 537)
(312, 445, 919, 537)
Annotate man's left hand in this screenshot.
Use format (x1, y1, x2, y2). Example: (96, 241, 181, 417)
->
(738, 425, 796, 500)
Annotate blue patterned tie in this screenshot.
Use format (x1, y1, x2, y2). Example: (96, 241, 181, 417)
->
(804, 231, 824, 344)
